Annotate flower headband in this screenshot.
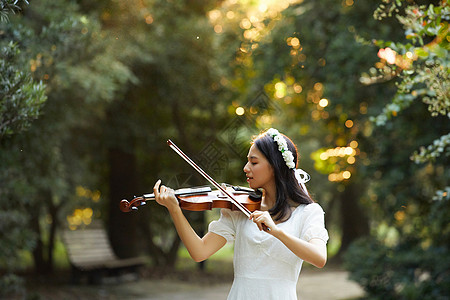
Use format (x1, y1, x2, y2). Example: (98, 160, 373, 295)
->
(266, 128, 296, 169)
(266, 128, 311, 192)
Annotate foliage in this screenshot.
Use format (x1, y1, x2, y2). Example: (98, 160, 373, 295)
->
(1, 2, 448, 300)
(0, 0, 133, 295)
(0, 0, 41, 296)
(344, 1, 450, 298)
(345, 175, 450, 298)
(367, 1, 449, 158)
(0, 0, 28, 22)
(213, 0, 401, 254)
(97, 0, 243, 264)
(345, 236, 450, 299)
(0, 0, 46, 141)
(345, 188, 450, 299)
(0, 42, 47, 140)
(411, 132, 450, 163)
(0, 208, 34, 296)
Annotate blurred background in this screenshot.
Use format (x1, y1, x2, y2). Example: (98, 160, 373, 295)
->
(1, 0, 448, 299)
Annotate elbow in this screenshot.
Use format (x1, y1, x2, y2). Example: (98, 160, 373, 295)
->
(314, 255, 327, 269)
(192, 256, 206, 263)
(316, 258, 327, 269)
(191, 253, 208, 263)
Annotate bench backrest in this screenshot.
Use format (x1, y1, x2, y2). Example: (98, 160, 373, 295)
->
(63, 228, 118, 266)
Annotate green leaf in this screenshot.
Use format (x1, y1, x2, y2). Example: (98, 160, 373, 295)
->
(415, 47, 429, 58)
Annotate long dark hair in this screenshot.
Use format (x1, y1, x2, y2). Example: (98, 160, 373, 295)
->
(253, 130, 313, 221)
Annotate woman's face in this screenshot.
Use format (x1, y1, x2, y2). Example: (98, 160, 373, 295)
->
(243, 144, 275, 190)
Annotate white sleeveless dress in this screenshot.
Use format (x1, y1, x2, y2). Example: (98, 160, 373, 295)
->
(208, 203, 329, 300)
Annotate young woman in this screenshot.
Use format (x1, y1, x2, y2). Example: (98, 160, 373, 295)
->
(153, 128, 328, 299)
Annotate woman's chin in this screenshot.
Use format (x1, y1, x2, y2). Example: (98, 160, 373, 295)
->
(247, 181, 258, 189)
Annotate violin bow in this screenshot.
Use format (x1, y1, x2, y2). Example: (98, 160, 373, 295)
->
(167, 139, 251, 218)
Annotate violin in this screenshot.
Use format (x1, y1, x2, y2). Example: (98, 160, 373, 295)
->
(120, 139, 260, 218)
(120, 185, 262, 213)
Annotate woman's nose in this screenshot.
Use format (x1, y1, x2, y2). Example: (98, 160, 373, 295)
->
(243, 162, 250, 173)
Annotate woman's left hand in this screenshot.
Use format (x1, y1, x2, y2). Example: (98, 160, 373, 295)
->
(250, 210, 279, 234)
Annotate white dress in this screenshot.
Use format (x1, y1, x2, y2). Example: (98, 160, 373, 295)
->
(208, 203, 329, 300)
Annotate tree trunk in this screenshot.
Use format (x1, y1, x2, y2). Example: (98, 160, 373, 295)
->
(107, 147, 139, 258)
(338, 181, 369, 257)
(46, 199, 59, 274)
(166, 235, 182, 267)
(30, 189, 57, 274)
(30, 210, 47, 274)
(139, 216, 169, 266)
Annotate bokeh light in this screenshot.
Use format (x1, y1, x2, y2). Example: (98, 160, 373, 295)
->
(236, 106, 245, 115)
(319, 98, 329, 108)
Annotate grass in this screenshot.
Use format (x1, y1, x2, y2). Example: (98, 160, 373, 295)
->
(174, 243, 234, 282)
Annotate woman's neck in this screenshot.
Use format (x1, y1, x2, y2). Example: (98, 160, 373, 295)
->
(261, 182, 277, 211)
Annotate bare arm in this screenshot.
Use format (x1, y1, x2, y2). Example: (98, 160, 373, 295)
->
(250, 210, 327, 268)
(154, 180, 227, 262)
(272, 231, 327, 268)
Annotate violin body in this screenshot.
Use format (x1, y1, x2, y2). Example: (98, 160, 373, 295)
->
(178, 189, 261, 212)
(120, 185, 262, 213)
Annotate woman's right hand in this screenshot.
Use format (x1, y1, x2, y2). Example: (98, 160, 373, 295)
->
(153, 179, 180, 212)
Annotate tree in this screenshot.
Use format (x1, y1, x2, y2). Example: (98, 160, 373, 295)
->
(207, 0, 402, 258)
(345, 1, 449, 298)
(82, 0, 237, 266)
(0, 0, 27, 22)
(0, 0, 46, 141)
(0, 0, 133, 285)
(0, 0, 46, 295)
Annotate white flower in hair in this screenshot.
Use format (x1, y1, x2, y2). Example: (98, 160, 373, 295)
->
(266, 128, 296, 169)
(267, 128, 279, 137)
(273, 134, 283, 144)
(282, 151, 296, 169)
(265, 128, 311, 192)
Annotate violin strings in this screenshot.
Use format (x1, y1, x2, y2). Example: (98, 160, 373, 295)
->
(167, 140, 251, 217)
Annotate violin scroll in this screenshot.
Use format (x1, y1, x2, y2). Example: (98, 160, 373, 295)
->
(120, 196, 147, 212)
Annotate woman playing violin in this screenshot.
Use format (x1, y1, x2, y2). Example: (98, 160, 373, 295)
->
(153, 128, 328, 300)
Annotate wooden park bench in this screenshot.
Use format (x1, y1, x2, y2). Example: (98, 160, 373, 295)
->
(62, 226, 146, 284)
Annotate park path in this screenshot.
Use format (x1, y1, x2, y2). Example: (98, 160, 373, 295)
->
(98, 268, 364, 300)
